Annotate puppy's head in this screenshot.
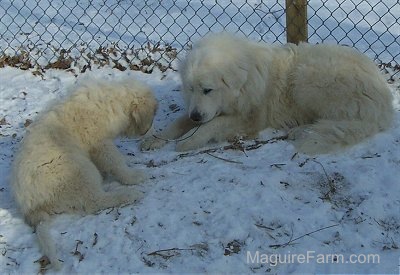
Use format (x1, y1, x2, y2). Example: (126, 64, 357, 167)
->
(180, 33, 249, 123)
(125, 89, 158, 137)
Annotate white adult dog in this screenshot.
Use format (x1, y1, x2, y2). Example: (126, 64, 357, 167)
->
(11, 78, 157, 269)
(141, 33, 393, 154)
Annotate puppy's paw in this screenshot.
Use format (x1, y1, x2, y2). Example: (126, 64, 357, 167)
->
(131, 169, 148, 184)
(101, 188, 144, 209)
(51, 258, 63, 270)
(119, 169, 148, 185)
(122, 189, 144, 204)
(140, 136, 167, 151)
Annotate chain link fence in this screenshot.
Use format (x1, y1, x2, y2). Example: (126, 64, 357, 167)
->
(0, 0, 399, 77)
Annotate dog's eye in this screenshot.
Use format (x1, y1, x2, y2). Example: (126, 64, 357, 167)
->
(203, 88, 213, 95)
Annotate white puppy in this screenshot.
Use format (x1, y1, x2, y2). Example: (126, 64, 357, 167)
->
(11, 78, 157, 269)
(141, 33, 393, 154)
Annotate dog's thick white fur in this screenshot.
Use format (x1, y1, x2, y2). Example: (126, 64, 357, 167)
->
(141, 33, 393, 154)
(11, 78, 157, 269)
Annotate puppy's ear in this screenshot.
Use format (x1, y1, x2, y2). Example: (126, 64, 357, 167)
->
(131, 103, 142, 124)
(131, 95, 158, 131)
(130, 97, 147, 125)
(221, 66, 248, 97)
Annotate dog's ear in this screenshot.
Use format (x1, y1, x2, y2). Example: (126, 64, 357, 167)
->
(221, 66, 248, 97)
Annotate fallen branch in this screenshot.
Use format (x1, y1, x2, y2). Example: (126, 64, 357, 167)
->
(178, 134, 289, 159)
(152, 125, 202, 142)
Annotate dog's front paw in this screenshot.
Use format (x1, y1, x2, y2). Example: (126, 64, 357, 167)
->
(140, 136, 167, 151)
(176, 139, 202, 152)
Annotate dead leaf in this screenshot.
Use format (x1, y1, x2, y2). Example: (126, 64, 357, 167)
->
(24, 119, 33, 127)
(34, 255, 51, 272)
(0, 118, 7, 125)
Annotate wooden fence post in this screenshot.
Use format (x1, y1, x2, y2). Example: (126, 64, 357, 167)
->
(285, 0, 308, 44)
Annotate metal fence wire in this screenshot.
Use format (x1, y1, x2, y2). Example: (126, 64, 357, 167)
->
(0, 0, 399, 76)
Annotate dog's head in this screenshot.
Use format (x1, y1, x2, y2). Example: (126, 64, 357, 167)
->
(179, 34, 250, 123)
(125, 89, 158, 137)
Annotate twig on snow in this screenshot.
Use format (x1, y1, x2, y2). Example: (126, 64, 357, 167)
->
(269, 223, 340, 248)
(152, 125, 202, 142)
(206, 152, 243, 164)
(147, 247, 197, 259)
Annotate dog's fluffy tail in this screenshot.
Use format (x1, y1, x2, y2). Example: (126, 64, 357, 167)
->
(29, 211, 62, 270)
(289, 118, 393, 155)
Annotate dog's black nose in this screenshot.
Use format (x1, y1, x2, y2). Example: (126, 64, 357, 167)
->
(190, 110, 203, 122)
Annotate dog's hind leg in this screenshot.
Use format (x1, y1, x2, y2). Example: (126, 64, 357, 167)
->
(57, 160, 144, 214)
(288, 119, 391, 154)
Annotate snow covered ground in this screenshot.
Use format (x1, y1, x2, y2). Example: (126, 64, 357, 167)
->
(1, 0, 399, 274)
(0, 64, 399, 274)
